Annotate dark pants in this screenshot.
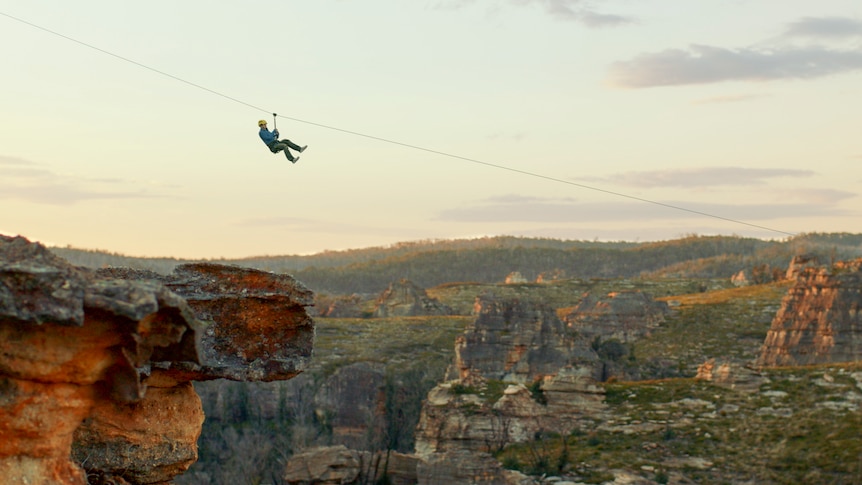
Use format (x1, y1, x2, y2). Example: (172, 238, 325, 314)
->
(269, 139, 302, 161)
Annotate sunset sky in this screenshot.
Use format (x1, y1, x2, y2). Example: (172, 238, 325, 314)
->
(2, 1, 860, 258)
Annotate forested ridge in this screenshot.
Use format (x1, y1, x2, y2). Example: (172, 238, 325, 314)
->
(50, 232, 862, 294)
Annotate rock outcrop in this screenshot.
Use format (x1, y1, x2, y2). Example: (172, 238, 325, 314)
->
(731, 270, 749, 287)
(283, 445, 420, 485)
(416, 450, 533, 485)
(314, 362, 387, 450)
(282, 446, 533, 485)
(416, 296, 606, 462)
(0, 235, 314, 484)
(757, 259, 862, 367)
(561, 290, 669, 344)
(695, 358, 767, 392)
(318, 294, 365, 318)
(447, 295, 599, 383)
(504, 272, 528, 284)
(373, 279, 452, 318)
(414, 368, 606, 458)
(785, 253, 821, 280)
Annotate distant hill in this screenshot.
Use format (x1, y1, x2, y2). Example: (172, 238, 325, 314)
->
(50, 233, 862, 295)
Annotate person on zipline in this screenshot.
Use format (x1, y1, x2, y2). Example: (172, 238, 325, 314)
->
(258, 119, 307, 163)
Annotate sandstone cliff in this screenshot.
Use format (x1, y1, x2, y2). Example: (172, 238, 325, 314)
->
(373, 279, 453, 318)
(446, 295, 599, 383)
(413, 295, 608, 465)
(561, 290, 669, 344)
(0, 235, 315, 484)
(757, 258, 862, 367)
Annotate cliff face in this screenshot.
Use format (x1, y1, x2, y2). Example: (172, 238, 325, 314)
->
(413, 295, 609, 464)
(0, 235, 315, 484)
(373, 279, 453, 318)
(447, 295, 599, 383)
(562, 290, 669, 343)
(757, 258, 862, 367)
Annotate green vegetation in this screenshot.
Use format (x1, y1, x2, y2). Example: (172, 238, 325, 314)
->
(498, 363, 862, 484)
(51, 232, 862, 294)
(50, 233, 862, 484)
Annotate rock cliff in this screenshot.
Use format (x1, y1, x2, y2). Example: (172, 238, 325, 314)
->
(415, 295, 608, 462)
(314, 362, 387, 450)
(373, 279, 453, 317)
(446, 295, 599, 383)
(0, 235, 314, 484)
(757, 258, 862, 367)
(561, 290, 669, 344)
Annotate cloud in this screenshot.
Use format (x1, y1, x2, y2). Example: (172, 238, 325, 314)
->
(608, 16, 862, 88)
(0, 155, 165, 205)
(782, 188, 857, 205)
(608, 44, 862, 88)
(531, 0, 632, 27)
(783, 17, 862, 39)
(436, 194, 853, 225)
(590, 166, 815, 188)
(432, 0, 632, 27)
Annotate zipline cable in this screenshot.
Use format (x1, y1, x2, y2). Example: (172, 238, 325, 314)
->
(1, 10, 797, 238)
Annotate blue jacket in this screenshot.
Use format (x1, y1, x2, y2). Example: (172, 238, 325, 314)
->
(259, 128, 279, 146)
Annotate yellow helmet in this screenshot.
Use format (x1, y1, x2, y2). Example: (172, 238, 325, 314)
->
(258, 120, 267, 127)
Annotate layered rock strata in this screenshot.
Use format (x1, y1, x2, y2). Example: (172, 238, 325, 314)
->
(447, 295, 599, 383)
(414, 368, 606, 457)
(0, 235, 315, 484)
(283, 445, 420, 485)
(417, 296, 607, 460)
(562, 290, 669, 343)
(757, 259, 862, 367)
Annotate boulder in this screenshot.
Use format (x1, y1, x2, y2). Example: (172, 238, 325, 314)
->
(416, 450, 535, 485)
(283, 446, 420, 485)
(283, 445, 361, 485)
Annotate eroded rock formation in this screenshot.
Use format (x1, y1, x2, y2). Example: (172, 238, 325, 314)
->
(414, 367, 606, 458)
(318, 293, 365, 318)
(415, 295, 607, 464)
(314, 362, 387, 450)
(0, 235, 315, 484)
(561, 290, 669, 344)
(757, 258, 862, 367)
(283, 445, 420, 485)
(447, 295, 598, 383)
(373, 279, 452, 318)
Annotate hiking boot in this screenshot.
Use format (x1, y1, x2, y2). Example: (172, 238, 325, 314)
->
(299, 145, 308, 153)
(292, 156, 300, 164)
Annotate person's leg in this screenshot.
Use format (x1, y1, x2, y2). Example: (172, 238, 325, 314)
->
(273, 142, 295, 161)
(281, 139, 305, 152)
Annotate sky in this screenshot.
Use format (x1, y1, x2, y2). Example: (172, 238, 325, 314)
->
(1, 1, 860, 258)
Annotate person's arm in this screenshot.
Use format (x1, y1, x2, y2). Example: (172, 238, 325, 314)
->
(260, 129, 275, 145)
